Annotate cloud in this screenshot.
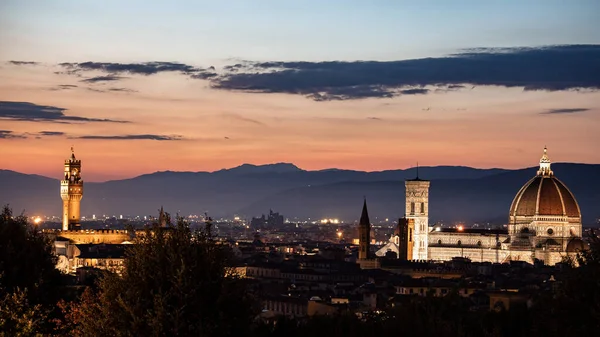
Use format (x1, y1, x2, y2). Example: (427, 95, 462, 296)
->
(48, 84, 78, 91)
(7, 61, 38, 65)
(0, 101, 128, 123)
(86, 87, 138, 93)
(400, 88, 429, 95)
(60, 61, 217, 79)
(76, 134, 184, 141)
(212, 44, 600, 100)
(223, 113, 265, 126)
(0, 130, 27, 139)
(367, 117, 383, 120)
(541, 108, 590, 114)
(39, 131, 65, 136)
(80, 75, 125, 83)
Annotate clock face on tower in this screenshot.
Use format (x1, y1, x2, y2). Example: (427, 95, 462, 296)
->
(71, 168, 78, 176)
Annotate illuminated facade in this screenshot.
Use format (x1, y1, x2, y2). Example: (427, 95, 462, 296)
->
(427, 147, 585, 265)
(405, 177, 430, 260)
(60, 148, 83, 231)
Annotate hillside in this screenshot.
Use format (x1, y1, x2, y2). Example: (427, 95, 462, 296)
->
(1, 164, 598, 224)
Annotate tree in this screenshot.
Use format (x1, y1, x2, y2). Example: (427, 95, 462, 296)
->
(529, 232, 600, 337)
(70, 214, 258, 336)
(0, 205, 62, 335)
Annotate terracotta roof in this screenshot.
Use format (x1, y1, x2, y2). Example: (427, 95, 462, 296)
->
(509, 176, 580, 218)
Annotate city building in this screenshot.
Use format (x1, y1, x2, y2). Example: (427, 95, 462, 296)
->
(373, 147, 585, 266)
(251, 209, 285, 229)
(426, 147, 584, 265)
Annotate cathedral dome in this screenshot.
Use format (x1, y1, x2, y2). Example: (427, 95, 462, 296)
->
(509, 147, 581, 219)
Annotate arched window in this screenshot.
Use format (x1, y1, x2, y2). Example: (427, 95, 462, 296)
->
(410, 202, 415, 215)
(420, 202, 425, 214)
(477, 241, 482, 247)
(437, 240, 442, 245)
(457, 240, 462, 246)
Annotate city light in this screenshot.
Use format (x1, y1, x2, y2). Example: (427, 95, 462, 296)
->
(33, 216, 42, 225)
(457, 225, 464, 231)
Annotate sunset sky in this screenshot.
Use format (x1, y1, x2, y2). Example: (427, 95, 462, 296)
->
(1, 0, 599, 181)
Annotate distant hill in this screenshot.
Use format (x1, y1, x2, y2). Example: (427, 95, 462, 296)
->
(1, 164, 598, 224)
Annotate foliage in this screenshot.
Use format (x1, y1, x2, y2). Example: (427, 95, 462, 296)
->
(68, 216, 258, 337)
(0, 205, 60, 297)
(0, 205, 63, 335)
(0, 288, 47, 337)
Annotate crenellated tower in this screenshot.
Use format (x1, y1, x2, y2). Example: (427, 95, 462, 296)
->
(405, 168, 430, 261)
(60, 148, 83, 230)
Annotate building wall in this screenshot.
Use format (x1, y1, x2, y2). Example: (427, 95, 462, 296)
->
(428, 231, 509, 262)
(57, 230, 131, 244)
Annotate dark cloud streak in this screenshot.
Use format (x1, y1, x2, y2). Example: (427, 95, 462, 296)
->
(212, 45, 600, 100)
(541, 108, 590, 114)
(0, 130, 27, 139)
(80, 75, 125, 83)
(8, 61, 38, 65)
(76, 134, 184, 141)
(0, 101, 128, 123)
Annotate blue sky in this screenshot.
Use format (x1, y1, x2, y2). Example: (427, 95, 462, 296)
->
(1, 1, 599, 180)
(2, 0, 599, 63)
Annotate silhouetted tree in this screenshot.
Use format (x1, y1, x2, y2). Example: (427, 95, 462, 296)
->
(0, 205, 62, 335)
(69, 214, 258, 336)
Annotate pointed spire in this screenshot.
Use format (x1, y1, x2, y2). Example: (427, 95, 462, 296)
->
(70, 146, 76, 161)
(360, 198, 370, 227)
(159, 206, 166, 227)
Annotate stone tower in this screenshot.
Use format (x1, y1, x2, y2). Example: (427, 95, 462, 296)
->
(405, 169, 430, 261)
(358, 199, 371, 260)
(60, 148, 83, 230)
(396, 217, 415, 261)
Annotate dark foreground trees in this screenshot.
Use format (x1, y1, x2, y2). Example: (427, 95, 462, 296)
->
(66, 217, 258, 337)
(0, 205, 63, 335)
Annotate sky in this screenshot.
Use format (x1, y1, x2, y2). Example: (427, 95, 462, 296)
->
(1, 0, 599, 181)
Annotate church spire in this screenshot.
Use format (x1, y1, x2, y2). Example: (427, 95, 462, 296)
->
(358, 198, 371, 260)
(537, 146, 553, 176)
(360, 198, 370, 227)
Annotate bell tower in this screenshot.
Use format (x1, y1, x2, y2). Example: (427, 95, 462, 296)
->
(358, 199, 371, 260)
(60, 147, 83, 230)
(405, 166, 430, 261)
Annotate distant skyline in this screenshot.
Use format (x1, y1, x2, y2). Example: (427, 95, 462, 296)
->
(1, 1, 599, 181)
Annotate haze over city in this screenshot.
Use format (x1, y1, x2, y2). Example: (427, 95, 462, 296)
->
(1, 0, 599, 182)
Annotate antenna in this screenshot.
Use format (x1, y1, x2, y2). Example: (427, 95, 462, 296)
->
(416, 162, 419, 179)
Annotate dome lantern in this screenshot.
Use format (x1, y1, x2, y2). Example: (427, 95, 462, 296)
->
(537, 146, 553, 176)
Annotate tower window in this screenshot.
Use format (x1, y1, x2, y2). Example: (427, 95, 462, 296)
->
(457, 240, 462, 246)
(420, 202, 425, 214)
(437, 240, 442, 245)
(477, 241, 482, 247)
(410, 202, 415, 215)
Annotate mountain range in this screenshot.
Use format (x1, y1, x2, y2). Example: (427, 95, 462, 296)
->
(1, 163, 599, 225)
